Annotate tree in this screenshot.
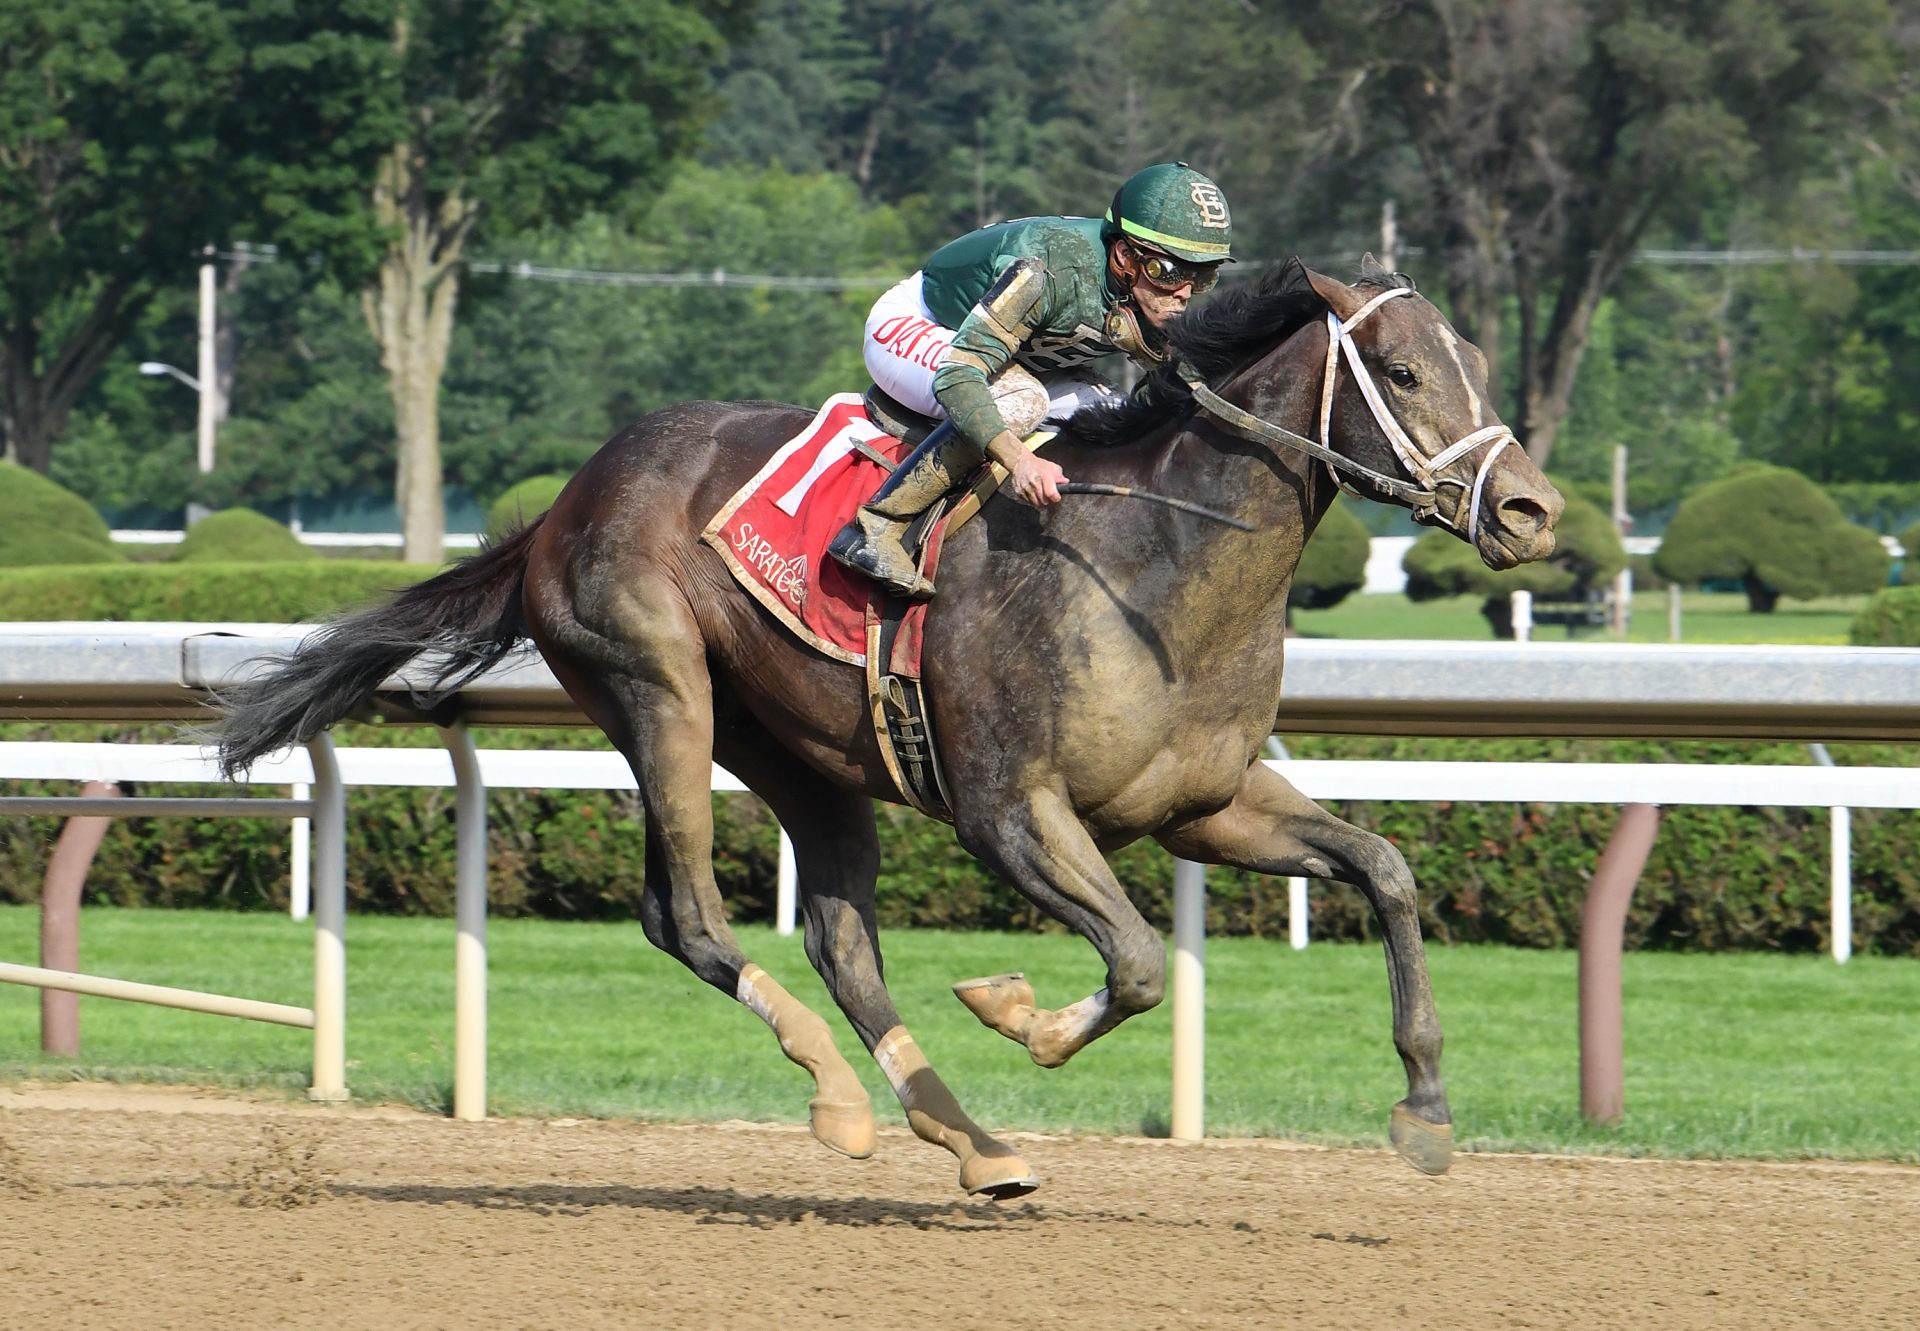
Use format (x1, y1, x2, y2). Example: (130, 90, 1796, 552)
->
(1403, 481, 1626, 638)
(701, 0, 1140, 241)
(1271, 0, 1892, 469)
(0, 2, 397, 474)
(1291, 497, 1371, 615)
(1654, 464, 1890, 611)
(363, 0, 750, 564)
(1548, 276, 1741, 516)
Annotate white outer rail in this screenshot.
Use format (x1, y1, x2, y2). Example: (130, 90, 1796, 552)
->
(7, 739, 1907, 1137)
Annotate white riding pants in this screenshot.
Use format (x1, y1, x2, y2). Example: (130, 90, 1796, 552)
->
(863, 272, 1121, 426)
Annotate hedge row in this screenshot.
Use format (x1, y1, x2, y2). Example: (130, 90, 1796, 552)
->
(0, 561, 434, 622)
(3, 725, 1915, 956)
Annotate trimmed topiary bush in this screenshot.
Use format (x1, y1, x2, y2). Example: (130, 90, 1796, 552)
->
(1654, 464, 1889, 612)
(0, 462, 124, 567)
(1850, 586, 1920, 645)
(172, 508, 315, 563)
(486, 474, 572, 541)
(1402, 479, 1626, 638)
(1292, 498, 1370, 612)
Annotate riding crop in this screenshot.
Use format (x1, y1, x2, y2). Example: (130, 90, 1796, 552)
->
(1056, 482, 1252, 531)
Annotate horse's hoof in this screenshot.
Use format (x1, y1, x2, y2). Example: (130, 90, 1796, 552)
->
(1389, 1103, 1454, 1176)
(952, 973, 1036, 1042)
(808, 1096, 877, 1160)
(960, 1148, 1039, 1200)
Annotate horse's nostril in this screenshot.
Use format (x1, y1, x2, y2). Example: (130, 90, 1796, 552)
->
(1500, 495, 1552, 531)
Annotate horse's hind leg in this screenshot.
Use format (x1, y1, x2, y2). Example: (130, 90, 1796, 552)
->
(716, 732, 1037, 1198)
(550, 602, 874, 1159)
(1157, 760, 1452, 1176)
(952, 785, 1167, 1068)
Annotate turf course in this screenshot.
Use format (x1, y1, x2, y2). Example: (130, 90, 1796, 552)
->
(1292, 590, 1868, 644)
(2, 906, 1913, 1162)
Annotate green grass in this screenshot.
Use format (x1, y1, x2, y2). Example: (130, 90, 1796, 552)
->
(3, 906, 1915, 1161)
(1294, 590, 1868, 644)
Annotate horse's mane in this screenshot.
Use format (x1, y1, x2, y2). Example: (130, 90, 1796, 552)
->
(1072, 254, 1415, 448)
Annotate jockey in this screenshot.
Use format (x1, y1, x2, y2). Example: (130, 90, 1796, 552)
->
(827, 162, 1234, 599)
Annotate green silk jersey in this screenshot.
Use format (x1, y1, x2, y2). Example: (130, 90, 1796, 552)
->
(918, 216, 1127, 452)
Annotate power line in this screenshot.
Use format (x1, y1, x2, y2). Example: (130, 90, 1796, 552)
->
(463, 259, 895, 290)
(205, 244, 1920, 291)
(1632, 248, 1920, 266)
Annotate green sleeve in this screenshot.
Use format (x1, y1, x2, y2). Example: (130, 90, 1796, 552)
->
(931, 257, 1054, 454)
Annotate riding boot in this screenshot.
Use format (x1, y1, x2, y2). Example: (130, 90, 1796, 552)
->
(827, 421, 979, 599)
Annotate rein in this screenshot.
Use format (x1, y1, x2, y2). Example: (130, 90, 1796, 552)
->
(1178, 287, 1517, 544)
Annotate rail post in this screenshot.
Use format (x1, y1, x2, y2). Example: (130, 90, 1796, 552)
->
(1579, 802, 1661, 1124)
(306, 734, 348, 1102)
(1171, 858, 1207, 1141)
(441, 722, 489, 1122)
(777, 831, 797, 936)
(40, 779, 123, 1053)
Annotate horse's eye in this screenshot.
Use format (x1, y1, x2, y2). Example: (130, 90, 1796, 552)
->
(1388, 364, 1418, 389)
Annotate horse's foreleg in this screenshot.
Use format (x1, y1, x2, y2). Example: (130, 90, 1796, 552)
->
(719, 738, 1035, 1197)
(1157, 760, 1452, 1176)
(956, 786, 1165, 1068)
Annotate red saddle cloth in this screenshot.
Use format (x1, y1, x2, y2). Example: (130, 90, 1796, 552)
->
(700, 393, 936, 669)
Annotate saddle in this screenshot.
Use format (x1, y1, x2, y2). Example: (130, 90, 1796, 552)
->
(699, 391, 1054, 822)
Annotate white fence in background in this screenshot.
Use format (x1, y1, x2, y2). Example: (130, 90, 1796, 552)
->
(7, 736, 1910, 1140)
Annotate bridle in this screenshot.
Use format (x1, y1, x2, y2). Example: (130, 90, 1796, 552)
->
(1177, 287, 1516, 545)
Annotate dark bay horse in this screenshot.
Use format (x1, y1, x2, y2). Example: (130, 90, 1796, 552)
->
(218, 257, 1562, 1198)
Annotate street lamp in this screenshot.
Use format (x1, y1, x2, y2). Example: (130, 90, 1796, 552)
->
(137, 358, 216, 481)
(138, 361, 202, 392)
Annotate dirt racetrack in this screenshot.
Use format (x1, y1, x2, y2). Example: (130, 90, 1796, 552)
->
(1, 1083, 1915, 1330)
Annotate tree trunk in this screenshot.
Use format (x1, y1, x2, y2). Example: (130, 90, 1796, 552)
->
(1743, 572, 1780, 614)
(1, 332, 57, 472)
(1480, 594, 1516, 640)
(362, 141, 473, 567)
(1517, 249, 1619, 471)
(2, 279, 141, 474)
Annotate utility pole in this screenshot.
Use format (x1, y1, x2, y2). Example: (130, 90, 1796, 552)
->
(1611, 444, 1632, 636)
(197, 247, 220, 476)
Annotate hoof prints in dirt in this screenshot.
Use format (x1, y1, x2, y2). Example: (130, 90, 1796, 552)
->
(224, 1125, 334, 1209)
(0, 1126, 52, 1198)
(95, 1124, 336, 1212)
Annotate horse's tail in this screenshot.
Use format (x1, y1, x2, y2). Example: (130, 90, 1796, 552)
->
(215, 520, 545, 779)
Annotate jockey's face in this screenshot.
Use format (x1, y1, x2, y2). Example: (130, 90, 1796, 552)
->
(1113, 239, 1218, 328)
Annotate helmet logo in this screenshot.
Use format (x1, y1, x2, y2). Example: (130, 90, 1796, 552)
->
(1190, 181, 1230, 230)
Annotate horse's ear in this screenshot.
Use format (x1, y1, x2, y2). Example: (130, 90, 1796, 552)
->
(1265, 255, 1312, 297)
(1304, 266, 1362, 320)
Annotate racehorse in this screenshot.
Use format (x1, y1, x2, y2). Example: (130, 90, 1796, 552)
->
(217, 256, 1562, 1198)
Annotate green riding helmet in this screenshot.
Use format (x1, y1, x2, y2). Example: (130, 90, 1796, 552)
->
(1103, 162, 1233, 265)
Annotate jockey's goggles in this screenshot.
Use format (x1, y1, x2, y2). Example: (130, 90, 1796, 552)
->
(1130, 244, 1222, 294)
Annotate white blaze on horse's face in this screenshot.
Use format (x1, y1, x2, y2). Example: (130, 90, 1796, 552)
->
(1310, 275, 1562, 570)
